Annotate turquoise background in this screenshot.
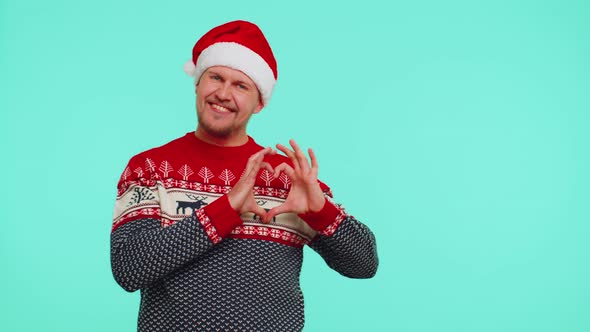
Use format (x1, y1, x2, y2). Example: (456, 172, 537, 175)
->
(1, 0, 589, 331)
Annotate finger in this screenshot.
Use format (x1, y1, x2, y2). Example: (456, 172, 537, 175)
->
(242, 153, 257, 176)
(260, 146, 276, 156)
(264, 203, 292, 223)
(276, 143, 300, 171)
(309, 148, 319, 172)
(260, 161, 274, 174)
(243, 147, 273, 175)
(249, 147, 274, 165)
(259, 146, 274, 154)
(254, 147, 276, 168)
(273, 162, 295, 179)
(243, 152, 265, 183)
(275, 143, 294, 159)
(251, 204, 268, 222)
(289, 139, 310, 173)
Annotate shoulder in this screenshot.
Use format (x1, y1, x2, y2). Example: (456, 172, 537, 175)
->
(125, 133, 193, 167)
(117, 133, 192, 187)
(132, 133, 190, 160)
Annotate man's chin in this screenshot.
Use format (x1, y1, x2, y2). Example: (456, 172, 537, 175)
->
(199, 122, 232, 138)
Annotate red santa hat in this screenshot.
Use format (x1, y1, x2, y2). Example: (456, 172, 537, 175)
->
(184, 20, 278, 105)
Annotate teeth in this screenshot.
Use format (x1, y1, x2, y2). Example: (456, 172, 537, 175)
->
(211, 104, 231, 113)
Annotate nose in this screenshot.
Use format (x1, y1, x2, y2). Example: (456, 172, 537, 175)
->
(215, 82, 231, 101)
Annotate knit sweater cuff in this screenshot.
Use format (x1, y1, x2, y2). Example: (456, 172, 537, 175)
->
(298, 199, 346, 236)
(196, 194, 243, 244)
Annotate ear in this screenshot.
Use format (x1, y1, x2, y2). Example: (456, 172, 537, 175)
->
(195, 72, 204, 88)
(253, 97, 264, 114)
(253, 93, 264, 114)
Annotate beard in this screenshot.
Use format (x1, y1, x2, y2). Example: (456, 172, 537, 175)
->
(197, 116, 234, 138)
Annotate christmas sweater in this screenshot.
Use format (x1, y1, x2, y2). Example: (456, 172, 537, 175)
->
(111, 132, 378, 332)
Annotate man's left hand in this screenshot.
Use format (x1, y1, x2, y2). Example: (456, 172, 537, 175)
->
(263, 139, 326, 223)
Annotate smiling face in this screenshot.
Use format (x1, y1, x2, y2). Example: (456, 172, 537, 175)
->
(194, 66, 264, 146)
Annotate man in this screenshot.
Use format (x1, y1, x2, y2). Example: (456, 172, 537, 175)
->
(111, 20, 378, 331)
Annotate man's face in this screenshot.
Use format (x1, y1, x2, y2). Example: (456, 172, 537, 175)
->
(195, 66, 263, 141)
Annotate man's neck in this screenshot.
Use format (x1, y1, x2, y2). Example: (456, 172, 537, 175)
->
(194, 129, 249, 147)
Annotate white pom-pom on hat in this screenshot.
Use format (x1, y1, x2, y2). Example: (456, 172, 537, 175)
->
(183, 60, 196, 77)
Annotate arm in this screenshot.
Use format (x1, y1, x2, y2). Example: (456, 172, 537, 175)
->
(111, 190, 241, 292)
(111, 148, 275, 292)
(304, 199, 378, 278)
(265, 140, 378, 278)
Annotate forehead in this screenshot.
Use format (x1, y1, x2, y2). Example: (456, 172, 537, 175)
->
(204, 66, 255, 84)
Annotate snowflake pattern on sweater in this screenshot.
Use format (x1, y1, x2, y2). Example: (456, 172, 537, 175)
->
(111, 133, 378, 331)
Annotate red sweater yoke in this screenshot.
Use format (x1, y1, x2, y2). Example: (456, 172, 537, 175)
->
(113, 132, 339, 247)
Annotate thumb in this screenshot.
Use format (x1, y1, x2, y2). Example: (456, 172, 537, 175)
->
(264, 203, 292, 223)
(251, 204, 268, 222)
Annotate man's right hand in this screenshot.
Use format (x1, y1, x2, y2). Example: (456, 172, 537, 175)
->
(227, 147, 275, 220)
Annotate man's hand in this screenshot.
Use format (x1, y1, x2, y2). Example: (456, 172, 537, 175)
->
(228, 147, 275, 219)
(263, 140, 326, 223)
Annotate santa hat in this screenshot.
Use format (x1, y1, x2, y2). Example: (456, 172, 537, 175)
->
(184, 20, 278, 105)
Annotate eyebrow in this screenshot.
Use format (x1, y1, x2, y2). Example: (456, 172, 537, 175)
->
(208, 70, 222, 77)
(208, 71, 253, 88)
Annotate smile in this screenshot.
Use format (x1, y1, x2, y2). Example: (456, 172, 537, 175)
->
(210, 103, 233, 113)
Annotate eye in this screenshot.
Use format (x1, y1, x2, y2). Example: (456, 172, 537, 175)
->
(211, 74, 221, 81)
(237, 83, 248, 90)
